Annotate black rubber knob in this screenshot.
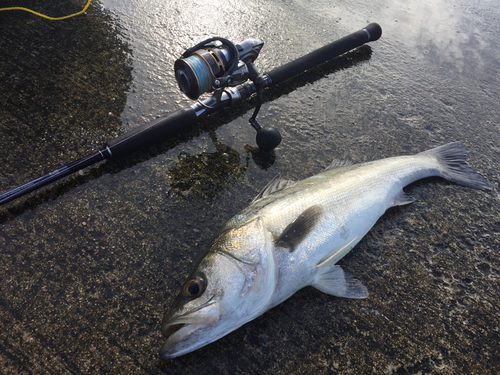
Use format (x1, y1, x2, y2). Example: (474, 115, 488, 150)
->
(364, 23, 382, 42)
(256, 128, 282, 153)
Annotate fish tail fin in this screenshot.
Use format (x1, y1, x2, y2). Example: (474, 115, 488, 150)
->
(421, 142, 493, 190)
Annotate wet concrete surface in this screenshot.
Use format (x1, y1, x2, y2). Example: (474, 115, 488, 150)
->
(0, 0, 499, 373)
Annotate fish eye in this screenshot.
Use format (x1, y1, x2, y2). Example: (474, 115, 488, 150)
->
(182, 278, 205, 298)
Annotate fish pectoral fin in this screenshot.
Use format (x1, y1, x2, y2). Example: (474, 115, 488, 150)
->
(393, 190, 418, 206)
(274, 205, 323, 252)
(312, 265, 368, 299)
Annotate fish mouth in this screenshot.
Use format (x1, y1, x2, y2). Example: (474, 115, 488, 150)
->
(160, 299, 219, 360)
(162, 323, 185, 338)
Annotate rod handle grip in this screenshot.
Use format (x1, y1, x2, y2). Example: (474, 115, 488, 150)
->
(106, 108, 197, 158)
(266, 23, 382, 87)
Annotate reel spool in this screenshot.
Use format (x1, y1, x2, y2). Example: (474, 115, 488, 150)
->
(174, 38, 240, 100)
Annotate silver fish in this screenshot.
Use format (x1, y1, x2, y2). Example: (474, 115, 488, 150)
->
(160, 142, 492, 359)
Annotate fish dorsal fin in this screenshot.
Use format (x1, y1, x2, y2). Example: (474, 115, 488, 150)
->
(252, 173, 295, 203)
(325, 159, 354, 171)
(274, 205, 323, 252)
(312, 265, 368, 299)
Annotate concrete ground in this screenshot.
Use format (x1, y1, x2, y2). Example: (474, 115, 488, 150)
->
(0, 0, 499, 373)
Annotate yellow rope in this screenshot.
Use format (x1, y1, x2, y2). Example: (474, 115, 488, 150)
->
(0, 0, 91, 20)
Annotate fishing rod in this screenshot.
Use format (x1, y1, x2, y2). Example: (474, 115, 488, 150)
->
(0, 23, 382, 206)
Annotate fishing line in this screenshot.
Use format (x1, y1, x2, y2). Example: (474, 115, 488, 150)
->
(0, 0, 91, 20)
(181, 55, 214, 97)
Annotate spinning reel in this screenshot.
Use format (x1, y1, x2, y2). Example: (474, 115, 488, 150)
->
(174, 38, 282, 153)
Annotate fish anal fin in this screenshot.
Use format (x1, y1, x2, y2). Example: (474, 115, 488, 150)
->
(312, 265, 368, 299)
(275, 205, 323, 252)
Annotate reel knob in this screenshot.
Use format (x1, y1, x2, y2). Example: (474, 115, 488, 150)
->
(256, 127, 282, 153)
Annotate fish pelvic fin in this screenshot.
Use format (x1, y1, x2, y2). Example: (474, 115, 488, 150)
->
(274, 205, 323, 252)
(312, 265, 368, 299)
(422, 142, 492, 190)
